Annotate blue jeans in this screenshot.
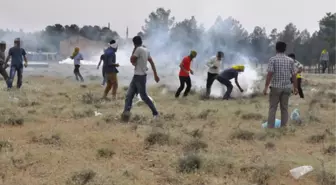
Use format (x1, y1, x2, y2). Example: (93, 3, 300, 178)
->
(124, 75, 158, 116)
(7, 65, 23, 88)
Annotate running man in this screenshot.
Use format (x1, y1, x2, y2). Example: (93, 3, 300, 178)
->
(4, 38, 28, 89)
(205, 51, 224, 97)
(175, 50, 197, 98)
(102, 40, 119, 100)
(216, 65, 244, 100)
(0, 41, 9, 81)
(70, 47, 84, 82)
(121, 36, 160, 120)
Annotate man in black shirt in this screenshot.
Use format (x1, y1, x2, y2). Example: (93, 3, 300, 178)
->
(216, 65, 244, 100)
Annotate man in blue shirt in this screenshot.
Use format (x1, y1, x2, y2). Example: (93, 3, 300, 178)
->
(5, 38, 28, 89)
(216, 65, 244, 100)
(102, 40, 119, 100)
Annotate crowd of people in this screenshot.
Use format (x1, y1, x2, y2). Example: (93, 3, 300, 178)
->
(0, 37, 331, 128)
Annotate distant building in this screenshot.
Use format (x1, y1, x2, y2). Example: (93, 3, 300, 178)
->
(59, 36, 106, 58)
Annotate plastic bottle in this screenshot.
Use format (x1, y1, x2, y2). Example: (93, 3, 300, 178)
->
(289, 165, 314, 179)
(290, 108, 301, 123)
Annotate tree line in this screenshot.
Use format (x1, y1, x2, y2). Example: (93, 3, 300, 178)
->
(137, 8, 335, 65)
(0, 8, 334, 65)
(0, 25, 119, 53)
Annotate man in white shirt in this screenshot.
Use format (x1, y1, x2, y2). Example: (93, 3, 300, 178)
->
(205, 51, 224, 97)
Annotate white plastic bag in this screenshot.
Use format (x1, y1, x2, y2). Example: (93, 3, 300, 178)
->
(290, 165, 313, 179)
(134, 94, 155, 105)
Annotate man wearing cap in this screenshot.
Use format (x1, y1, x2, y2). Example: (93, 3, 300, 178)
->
(175, 50, 197, 98)
(0, 41, 9, 81)
(216, 65, 244, 100)
(205, 51, 224, 98)
(320, 49, 329, 73)
(102, 40, 119, 100)
(5, 38, 28, 89)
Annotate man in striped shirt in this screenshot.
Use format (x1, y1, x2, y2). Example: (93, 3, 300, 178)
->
(263, 41, 298, 128)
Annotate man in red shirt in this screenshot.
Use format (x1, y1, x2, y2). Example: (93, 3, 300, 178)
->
(175, 50, 197, 98)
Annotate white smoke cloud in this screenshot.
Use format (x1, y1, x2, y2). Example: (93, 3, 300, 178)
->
(58, 16, 265, 98)
(59, 42, 262, 98)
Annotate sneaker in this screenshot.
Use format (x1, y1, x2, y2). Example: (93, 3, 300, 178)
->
(121, 111, 131, 122)
(153, 115, 159, 120)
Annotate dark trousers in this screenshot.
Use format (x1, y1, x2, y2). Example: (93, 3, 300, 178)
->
(297, 78, 304, 99)
(290, 77, 304, 99)
(74, 64, 84, 82)
(216, 76, 233, 100)
(321, 61, 327, 73)
(124, 75, 158, 116)
(0, 64, 8, 81)
(7, 65, 23, 88)
(101, 67, 106, 85)
(175, 76, 192, 98)
(206, 72, 218, 96)
(267, 87, 291, 128)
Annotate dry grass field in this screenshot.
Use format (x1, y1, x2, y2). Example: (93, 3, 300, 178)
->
(0, 73, 335, 185)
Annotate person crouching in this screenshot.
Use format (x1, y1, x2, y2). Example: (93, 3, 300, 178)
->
(216, 65, 244, 100)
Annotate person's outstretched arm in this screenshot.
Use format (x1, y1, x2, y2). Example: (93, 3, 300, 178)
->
(97, 59, 102, 69)
(234, 75, 243, 92)
(148, 56, 160, 82)
(22, 49, 28, 67)
(5, 48, 12, 65)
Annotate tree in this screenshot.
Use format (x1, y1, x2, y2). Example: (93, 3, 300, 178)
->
(278, 23, 300, 53)
(169, 16, 204, 60)
(170, 16, 203, 47)
(141, 7, 175, 39)
(43, 24, 66, 51)
(100, 27, 119, 42)
(206, 16, 249, 62)
(65, 24, 80, 37)
(249, 26, 270, 62)
(319, 12, 335, 64)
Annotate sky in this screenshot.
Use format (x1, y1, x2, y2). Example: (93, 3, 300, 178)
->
(0, 0, 335, 37)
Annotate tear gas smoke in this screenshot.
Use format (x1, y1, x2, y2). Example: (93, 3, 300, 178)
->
(59, 42, 262, 98)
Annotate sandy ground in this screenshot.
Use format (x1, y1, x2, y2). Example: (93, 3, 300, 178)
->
(0, 73, 335, 185)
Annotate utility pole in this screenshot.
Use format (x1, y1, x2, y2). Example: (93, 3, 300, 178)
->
(108, 22, 110, 29)
(126, 26, 129, 39)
